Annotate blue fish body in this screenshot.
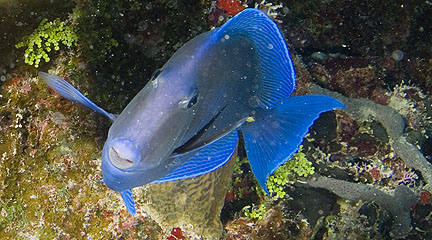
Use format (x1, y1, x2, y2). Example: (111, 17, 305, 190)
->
(39, 9, 345, 215)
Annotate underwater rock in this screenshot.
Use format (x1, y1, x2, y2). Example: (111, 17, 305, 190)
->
(284, 184, 336, 227)
(329, 66, 379, 99)
(283, 0, 410, 57)
(138, 150, 236, 239)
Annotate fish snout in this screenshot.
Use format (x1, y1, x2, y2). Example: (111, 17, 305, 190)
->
(108, 138, 141, 169)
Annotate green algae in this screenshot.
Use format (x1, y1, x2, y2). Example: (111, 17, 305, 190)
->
(239, 146, 315, 221)
(267, 146, 314, 199)
(15, 18, 77, 68)
(243, 203, 268, 220)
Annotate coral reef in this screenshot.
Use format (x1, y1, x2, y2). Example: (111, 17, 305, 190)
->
(1, 0, 432, 239)
(321, 200, 391, 239)
(311, 84, 432, 192)
(0, 69, 163, 238)
(226, 208, 312, 240)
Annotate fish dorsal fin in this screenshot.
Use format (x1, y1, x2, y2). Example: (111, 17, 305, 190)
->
(38, 72, 116, 121)
(214, 8, 296, 109)
(153, 131, 238, 183)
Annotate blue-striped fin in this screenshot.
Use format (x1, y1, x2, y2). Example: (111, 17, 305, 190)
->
(38, 72, 116, 121)
(214, 8, 296, 109)
(154, 131, 238, 183)
(241, 95, 345, 194)
(120, 189, 136, 215)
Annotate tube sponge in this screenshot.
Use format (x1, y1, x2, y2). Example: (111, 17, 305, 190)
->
(307, 175, 417, 238)
(310, 84, 432, 192)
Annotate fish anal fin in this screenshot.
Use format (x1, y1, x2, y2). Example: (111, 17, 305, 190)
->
(120, 189, 136, 215)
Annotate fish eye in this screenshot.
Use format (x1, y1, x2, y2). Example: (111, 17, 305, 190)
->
(179, 90, 199, 110)
(187, 91, 198, 108)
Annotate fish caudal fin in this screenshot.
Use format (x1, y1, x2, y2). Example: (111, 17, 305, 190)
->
(241, 95, 345, 194)
(120, 189, 136, 215)
(38, 72, 116, 121)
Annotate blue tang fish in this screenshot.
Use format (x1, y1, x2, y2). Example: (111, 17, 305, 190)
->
(39, 9, 345, 215)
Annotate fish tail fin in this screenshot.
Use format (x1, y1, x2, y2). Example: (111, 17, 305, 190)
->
(38, 72, 116, 121)
(120, 189, 136, 215)
(241, 95, 345, 194)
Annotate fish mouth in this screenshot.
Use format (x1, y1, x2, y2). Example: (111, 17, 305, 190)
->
(173, 106, 225, 155)
(171, 105, 247, 156)
(109, 146, 135, 169)
(107, 137, 141, 170)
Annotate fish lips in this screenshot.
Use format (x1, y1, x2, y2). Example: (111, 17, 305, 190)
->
(101, 140, 152, 192)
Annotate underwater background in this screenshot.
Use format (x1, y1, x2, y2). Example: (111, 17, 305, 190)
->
(1, 0, 431, 239)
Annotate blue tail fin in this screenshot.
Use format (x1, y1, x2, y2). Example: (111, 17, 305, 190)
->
(241, 95, 345, 194)
(38, 72, 116, 121)
(120, 189, 136, 215)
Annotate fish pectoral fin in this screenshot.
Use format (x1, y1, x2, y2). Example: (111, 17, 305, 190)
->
(241, 95, 345, 194)
(154, 131, 239, 183)
(38, 72, 116, 122)
(174, 117, 247, 156)
(120, 189, 136, 215)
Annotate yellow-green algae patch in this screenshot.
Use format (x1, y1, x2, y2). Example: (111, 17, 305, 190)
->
(15, 18, 78, 68)
(241, 146, 315, 220)
(0, 70, 161, 239)
(267, 146, 314, 199)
